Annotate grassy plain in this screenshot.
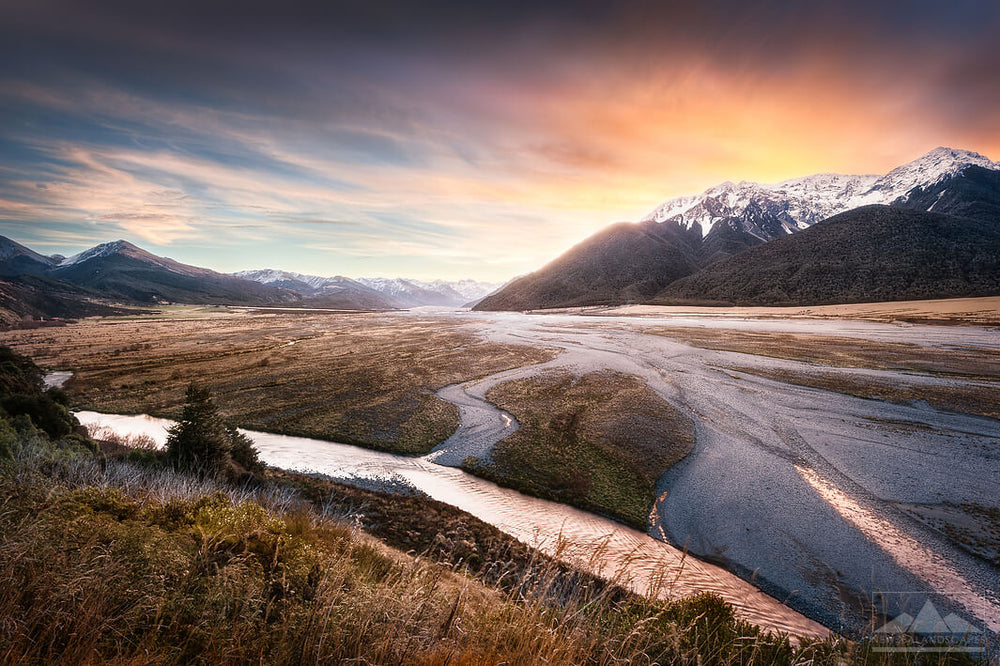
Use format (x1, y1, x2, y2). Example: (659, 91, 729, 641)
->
(4, 310, 555, 454)
(466, 370, 695, 530)
(722, 365, 1000, 421)
(644, 327, 1000, 378)
(579, 296, 1000, 326)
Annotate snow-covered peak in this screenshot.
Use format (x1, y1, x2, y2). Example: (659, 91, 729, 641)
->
(356, 277, 464, 304)
(642, 147, 997, 238)
(870, 147, 998, 200)
(233, 269, 349, 290)
(235, 270, 498, 306)
(357, 277, 500, 303)
(426, 279, 502, 301)
(59, 240, 140, 266)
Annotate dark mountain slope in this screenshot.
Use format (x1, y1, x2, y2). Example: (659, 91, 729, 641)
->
(52, 241, 297, 306)
(698, 218, 768, 265)
(291, 289, 399, 311)
(654, 206, 1000, 306)
(0, 236, 58, 276)
(0, 275, 135, 326)
(477, 150, 1000, 312)
(896, 165, 1000, 224)
(474, 220, 702, 311)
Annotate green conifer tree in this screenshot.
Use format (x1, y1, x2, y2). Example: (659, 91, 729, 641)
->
(165, 383, 232, 477)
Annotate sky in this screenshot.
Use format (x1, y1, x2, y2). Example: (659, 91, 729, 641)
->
(1, 0, 998, 281)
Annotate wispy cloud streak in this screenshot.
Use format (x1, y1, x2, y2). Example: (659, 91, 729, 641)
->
(0, 0, 997, 279)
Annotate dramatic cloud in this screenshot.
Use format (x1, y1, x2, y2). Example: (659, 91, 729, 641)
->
(0, 0, 997, 279)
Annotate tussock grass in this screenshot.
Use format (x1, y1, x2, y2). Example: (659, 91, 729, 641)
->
(1, 437, 986, 664)
(5, 313, 556, 454)
(724, 364, 1000, 421)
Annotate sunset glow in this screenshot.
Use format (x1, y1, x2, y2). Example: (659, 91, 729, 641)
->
(1, 0, 998, 280)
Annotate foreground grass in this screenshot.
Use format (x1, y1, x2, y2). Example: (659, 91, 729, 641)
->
(5, 312, 555, 454)
(0, 442, 810, 665)
(464, 370, 695, 530)
(4, 440, 991, 662)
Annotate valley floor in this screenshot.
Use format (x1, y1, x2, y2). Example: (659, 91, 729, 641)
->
(540, 295, 1000, 327)
(6, 300, 1000, 644)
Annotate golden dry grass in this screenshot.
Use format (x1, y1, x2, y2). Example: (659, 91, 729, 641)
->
(2, 434, 979, 665)
(582, 296, 1000, 326)
(724, 364, 1000, 421)
(4, 311, 556, 454)
(0, 438, 857, 666)
(645, 326, 1000, 379)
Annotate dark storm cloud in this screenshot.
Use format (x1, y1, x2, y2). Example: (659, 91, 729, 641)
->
(3, 0, 997, 128)
(4, 0, 997, 65)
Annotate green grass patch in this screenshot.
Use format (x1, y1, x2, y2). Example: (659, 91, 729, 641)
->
(465, 370, 695, 530)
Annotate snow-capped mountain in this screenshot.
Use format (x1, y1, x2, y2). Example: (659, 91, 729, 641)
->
(357, 277, 500, 307)
(235, 271, 500, 308)
(427, 279, 501, 302)
(477, 146, 1000, 312)
(233, 269, 361, 293)
(59, 240, 133, 267)
(56, 240, 216, 278)
(643, 147, 999, 240)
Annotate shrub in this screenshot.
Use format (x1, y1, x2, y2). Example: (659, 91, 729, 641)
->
(0, 393, 76, 440)
(0, 416, 16, 459)
(0, 346, 44, 396)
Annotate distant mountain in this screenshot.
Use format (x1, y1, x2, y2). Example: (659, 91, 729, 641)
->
(232, 270, 398, 310)
(893, 164, 1000, 224)
(0, 274, 136, 326)
(49, 240, 297, 306)
(655, 205, 1000, 306)
(0, 237, 403, 322)
(476, 147, 1000, 311)
(354, 277, 458, 307)
(642, 147, 998, 240)
(427, 279, 503, 303)
(357, 277, 499, 307)
(0, 236, 58, 276)
(236, 270, 501, 308)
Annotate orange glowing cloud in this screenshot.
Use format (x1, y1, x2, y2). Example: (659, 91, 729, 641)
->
(1, 0, 997, 279)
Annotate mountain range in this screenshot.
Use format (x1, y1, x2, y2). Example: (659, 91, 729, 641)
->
(0, 238, 498, 325)
(3, 146, 997, 322)
(475, 147, 1000, 310)
(234, 270, 500, 308)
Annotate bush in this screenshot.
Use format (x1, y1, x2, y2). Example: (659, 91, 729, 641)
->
(0, 416, 16, 459)
(0, 393, 76, 440)
(165, 383, 232, 477)
(0, 346, 82, 443)
(0, 346, 44, 396)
